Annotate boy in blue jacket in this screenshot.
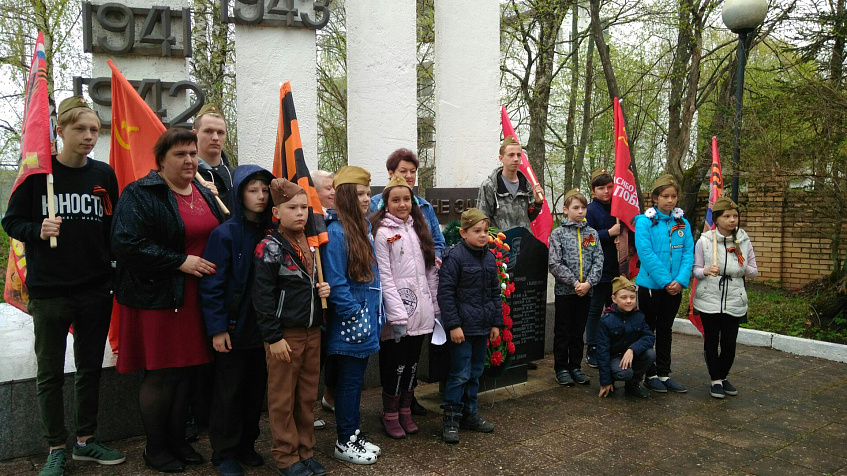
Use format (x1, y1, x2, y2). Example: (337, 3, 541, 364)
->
(584, 167, 621, 367)
(597, 276, 656, 398)
(438, 208, 502, 444)
(199, 166, 274, 476)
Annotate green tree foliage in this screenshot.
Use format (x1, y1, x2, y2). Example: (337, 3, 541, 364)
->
(192, 0, 238, 164)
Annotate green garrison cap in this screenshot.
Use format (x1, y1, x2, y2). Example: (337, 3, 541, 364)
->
(461, 208, 489, 230)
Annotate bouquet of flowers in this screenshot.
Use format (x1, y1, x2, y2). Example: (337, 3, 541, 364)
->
(486, 229, 516, 368)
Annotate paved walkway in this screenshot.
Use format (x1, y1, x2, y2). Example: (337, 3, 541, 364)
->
(4, 333, 847, 475)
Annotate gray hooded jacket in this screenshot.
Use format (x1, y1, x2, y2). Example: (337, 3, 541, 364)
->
(477, 167, 541, 232)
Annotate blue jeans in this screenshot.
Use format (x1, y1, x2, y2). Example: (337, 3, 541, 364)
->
(611, 348, 656, 383)
(586, 282, 613, 354)
(441, 335, 487, 416)
(333, 354, 369, 441)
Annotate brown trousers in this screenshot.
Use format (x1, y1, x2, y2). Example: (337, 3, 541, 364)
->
(265, 327, 321, 468)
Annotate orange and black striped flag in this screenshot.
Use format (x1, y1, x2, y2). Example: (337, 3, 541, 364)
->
(273, 82, 328, 248)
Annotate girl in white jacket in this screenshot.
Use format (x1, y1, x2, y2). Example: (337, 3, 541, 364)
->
(370, 174, 438, 439)
(692, 197, 758, 399)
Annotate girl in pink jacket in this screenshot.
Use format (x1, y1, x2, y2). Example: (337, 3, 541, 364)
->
(370, 174, 439, 439)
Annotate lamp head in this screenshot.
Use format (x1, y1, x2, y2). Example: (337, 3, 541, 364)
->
(722, 0, 768, 33)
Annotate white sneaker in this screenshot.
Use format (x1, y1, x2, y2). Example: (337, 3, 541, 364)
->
(333, 434, 377, 465)
(354, 429, 381, 456)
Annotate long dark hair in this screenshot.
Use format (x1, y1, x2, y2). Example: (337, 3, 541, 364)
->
(334, 183, 376, 282)
(370, 186, 436, 269)
(712, 208, 743, 264)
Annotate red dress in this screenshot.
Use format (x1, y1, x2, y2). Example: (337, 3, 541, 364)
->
(117, 185, 219, 373)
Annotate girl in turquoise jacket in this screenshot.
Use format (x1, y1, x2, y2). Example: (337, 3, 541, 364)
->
(633, 174, 694, 394)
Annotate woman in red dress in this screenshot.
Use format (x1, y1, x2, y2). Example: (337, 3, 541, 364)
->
(112, 128, 226, 472)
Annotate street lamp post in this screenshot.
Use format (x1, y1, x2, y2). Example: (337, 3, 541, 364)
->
(722, 0, 768, 202)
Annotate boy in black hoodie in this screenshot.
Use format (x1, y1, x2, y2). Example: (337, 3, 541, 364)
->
(199, 165, 275, 476)
(585, 167, 621, 368)
(596, 276, 656, 399)
(2, 97, 124, 476)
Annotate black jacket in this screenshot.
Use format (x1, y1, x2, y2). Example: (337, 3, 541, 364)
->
(252, 230, 321, 344)
(111, 170, 225, 310)
(437, 240, 503, 337)
(596, 304, 655, 386)
(585, 198, 621, 283)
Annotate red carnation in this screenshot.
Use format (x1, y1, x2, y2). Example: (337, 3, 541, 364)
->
(502, 302, 510, 314)
(490, 351, 503, 366)
(507, 341, 516, 354)
(505, 257, 510, 263)
(503, 315, 513, 328)
(490, 336, 502, 347)
(503, 329, 513, 342)
(496, 252, 503, 258)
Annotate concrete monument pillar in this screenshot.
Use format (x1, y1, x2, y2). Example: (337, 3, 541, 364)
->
(434, 0, 500, 188)
(230, 0, 321, 171)
(346, 1, 417, 184)
(84, 0, 193, 163)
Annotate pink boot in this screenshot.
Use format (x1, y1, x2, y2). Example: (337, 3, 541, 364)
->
(399, 391, 419, 434)
(381, 391, 406, 439)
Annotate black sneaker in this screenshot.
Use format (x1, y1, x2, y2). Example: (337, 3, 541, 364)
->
(410, 396, 428, 416)
(662, 377, 688, 393)
(710, 383, 726, 399)
(570, 368, 591, 385)
(586, 352, 599, 369)
(722, 380, 738, 396)
(645, 377, 667, 393)
(624, 381, 649, 398)
(460, 413, 495, 433)
(555, 370, 575, 386)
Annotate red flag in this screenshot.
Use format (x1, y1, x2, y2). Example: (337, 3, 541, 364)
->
(4, 32, 52, 311)
(611, 98, 641, 278)
(500, 106, 553, 246)
(106, 59, 167, 352)
(108, 59, 165, 190)
(273, 82, 328, 248)
(687, 137, 724, 336)
(610, 97, 639, 230)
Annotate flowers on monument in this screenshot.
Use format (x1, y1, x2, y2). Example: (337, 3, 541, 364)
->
(486, 228, 516, 368)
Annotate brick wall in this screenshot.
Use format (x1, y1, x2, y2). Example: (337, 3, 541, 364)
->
(737, 182, 846, 290)
(642, 182, 846, 290)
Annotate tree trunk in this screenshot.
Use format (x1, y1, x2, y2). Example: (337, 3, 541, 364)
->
(575, 31, 594, 190)
(525, 2, 569, 189)
(564, 2, 579, 190)
(588, 0, 645, 209)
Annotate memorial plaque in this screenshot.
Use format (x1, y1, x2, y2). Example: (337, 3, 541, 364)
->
(503, 227, 548, 364)
(424, 188, 479, 224)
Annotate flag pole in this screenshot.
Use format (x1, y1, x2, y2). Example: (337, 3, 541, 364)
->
(712, 231, 718, 265)
(315, 251, 327, 309)
(195, 172, 231, 216)
(45, 169, 57, 249)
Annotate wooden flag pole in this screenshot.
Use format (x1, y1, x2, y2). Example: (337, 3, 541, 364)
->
(315, 250, 328, 309)
(615, 218, 620, 245)
(45, 171, 57, 249)
(712, 230, 718, 268)
(195, 172, 230, 216)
